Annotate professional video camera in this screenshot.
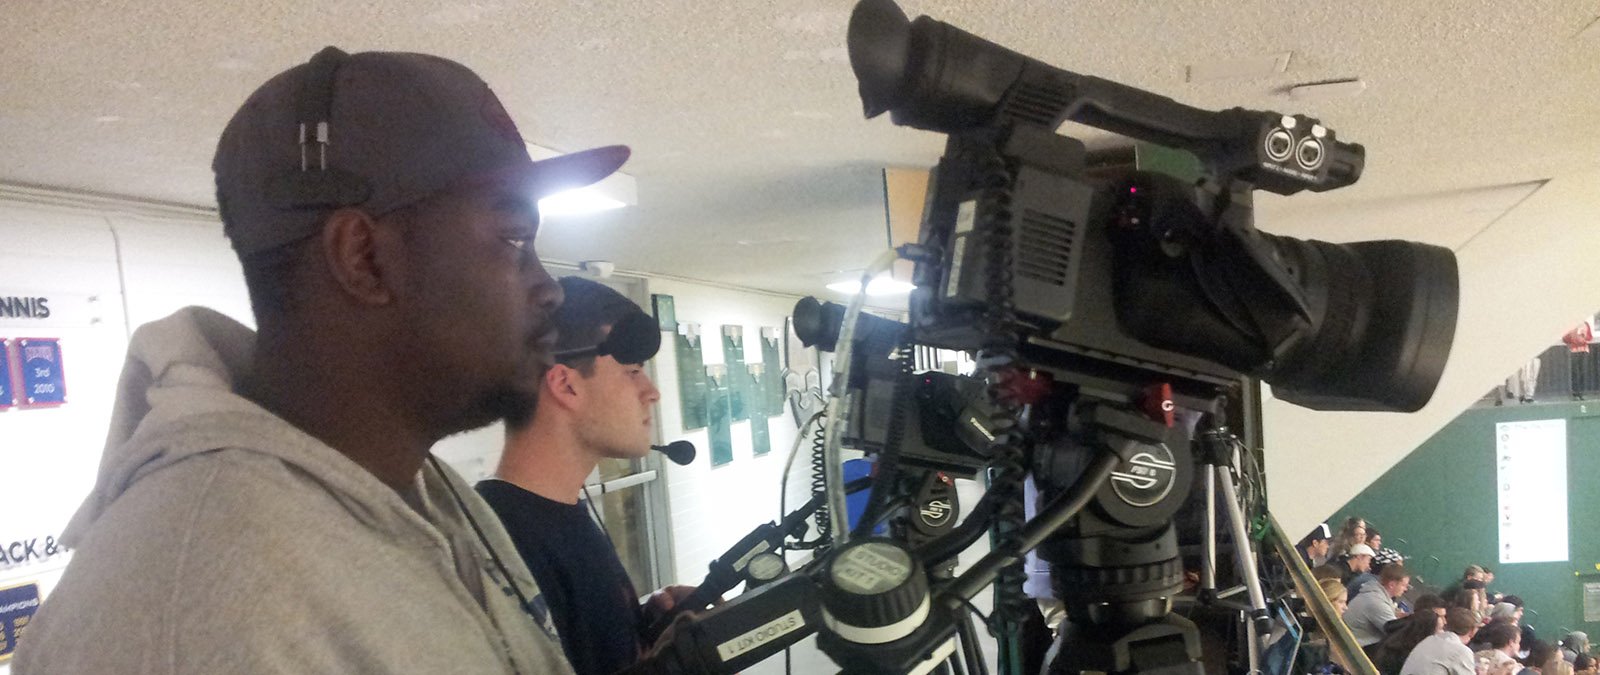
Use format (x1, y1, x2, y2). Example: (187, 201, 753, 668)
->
(628, 1, 1458, 674)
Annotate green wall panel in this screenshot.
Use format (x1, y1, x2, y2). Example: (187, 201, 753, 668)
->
(706, 365, 733, 466)
(1327, 401, 1600, 639)
(674, 330, 707, 431)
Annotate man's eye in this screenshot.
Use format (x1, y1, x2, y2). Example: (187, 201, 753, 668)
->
(501, 235, 532, 251)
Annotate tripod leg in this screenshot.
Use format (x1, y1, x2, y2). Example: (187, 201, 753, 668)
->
(1216, 464, 1270, 634)
(1200, 469, 1217, 600)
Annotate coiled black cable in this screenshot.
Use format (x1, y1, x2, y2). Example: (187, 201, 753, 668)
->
(790, 414, 833, 550)
(973, 143, 1031, 631)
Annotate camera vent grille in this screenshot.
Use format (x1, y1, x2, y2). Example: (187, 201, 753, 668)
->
(1006, 82, 1074, 126)
(1017, 209, 1075, 286)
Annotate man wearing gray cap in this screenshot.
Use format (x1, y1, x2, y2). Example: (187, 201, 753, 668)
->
(15, 47, 627, 674)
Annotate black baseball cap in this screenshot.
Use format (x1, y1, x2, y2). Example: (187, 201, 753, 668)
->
(214, 47, 629, 256)
(551, 277, 660, 366)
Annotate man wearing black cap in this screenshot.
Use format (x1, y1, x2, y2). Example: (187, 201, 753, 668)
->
(1297, 523, 1333, 567)
(16, 48, 627, 674)
(478, 276, 688, 675)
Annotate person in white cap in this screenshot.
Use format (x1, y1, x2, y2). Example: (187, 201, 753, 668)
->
(15, 47, 631, 674)
(1315, 541, 1377, 589)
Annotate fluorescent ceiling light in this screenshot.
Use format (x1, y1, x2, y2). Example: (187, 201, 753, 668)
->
(538, 188, 627, 217)
(827, 275, 916, 296)
(526, 142, 638, 218)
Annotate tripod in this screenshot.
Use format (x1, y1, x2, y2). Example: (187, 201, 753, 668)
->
(1195, 425, 1271, 672)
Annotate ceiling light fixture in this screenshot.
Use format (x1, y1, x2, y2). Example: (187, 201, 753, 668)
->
(538, 189, 627, 216)
(527, 142, 638, 217)
(826, 275, 916, 296)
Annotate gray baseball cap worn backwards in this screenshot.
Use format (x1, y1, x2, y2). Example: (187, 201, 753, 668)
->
(214, 46, 629, 256)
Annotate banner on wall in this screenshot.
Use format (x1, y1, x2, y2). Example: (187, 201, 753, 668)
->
(721, 326, 747, 422)
(706, 365, 733, 466)
(1495, 419, 1569, 564)
(675, 325, 708, 431)
(0, 338, 13, 408)
(15, 338, 66, 407)
(1585, 581, 1600, 623)
(0, 581, 41, 663)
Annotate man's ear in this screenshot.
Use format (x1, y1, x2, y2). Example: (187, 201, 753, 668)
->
(543, 363, 583, 411)
(321, 207, 396, 306)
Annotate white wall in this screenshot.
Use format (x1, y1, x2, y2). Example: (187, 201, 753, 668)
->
(0, 201, 130, 617)
(0, 195, 252, 673)
(1265, 169, 1600, 537)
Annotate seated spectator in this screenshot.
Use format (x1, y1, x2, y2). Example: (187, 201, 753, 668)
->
(1295, 578, 1353, 675)
(1562, 632, 1591, 664)
(1314, 563, 1346, 584)
(1321, 577, 1351, 615)
(1347, 564, 1413, 655)
(1358, 547, 1408, 598)
(1491, 603, 1523, 625)
(1402, 608, 1480, 675)
(1444, 565, 1488, 604)
(1475, 621, 1523, 675)
(1373, 595, 1447, 675)
(1574, 655, 1596, 675)
(1519, 640, 1559, 675)
(1380, 593, 1443, 637)
(1448, 579, 1487, 623)
(1334, 516, 1369, 557)
(1317, 544, 1377, 590)
(1299, 523, 1334, 568)
(1366, 526, 1384, 552)
(1472, 619, 1516, 652)
(1501, 596, 1536, 647)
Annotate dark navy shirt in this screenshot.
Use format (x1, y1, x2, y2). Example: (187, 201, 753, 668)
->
(476, 479, 642, 675)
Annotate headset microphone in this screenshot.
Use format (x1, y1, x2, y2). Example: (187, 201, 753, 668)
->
(651, 440, 696, 466)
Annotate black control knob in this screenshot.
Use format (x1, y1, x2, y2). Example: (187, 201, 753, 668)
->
(819, 538, 929, 645)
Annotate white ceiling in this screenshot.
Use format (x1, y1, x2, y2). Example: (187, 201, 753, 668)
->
(2, 0, 1597, 297)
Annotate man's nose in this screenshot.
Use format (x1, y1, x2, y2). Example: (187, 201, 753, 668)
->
(531, 266, 563, 311)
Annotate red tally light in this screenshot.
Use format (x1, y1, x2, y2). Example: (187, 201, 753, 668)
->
(1142, 383, 1175, 427)
(998, 368, 1053, 405)
(1129, 186, 1139, 194)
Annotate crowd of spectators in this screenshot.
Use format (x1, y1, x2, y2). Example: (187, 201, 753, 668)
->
(1289, 516, 1592, 675)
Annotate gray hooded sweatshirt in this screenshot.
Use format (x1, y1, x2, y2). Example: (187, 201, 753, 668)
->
(13, 307, 574, 674)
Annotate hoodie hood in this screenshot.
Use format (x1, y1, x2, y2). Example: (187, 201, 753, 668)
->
(63, 306, 410, 546)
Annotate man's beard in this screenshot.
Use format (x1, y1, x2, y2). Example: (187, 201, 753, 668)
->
(460, 384, 539, 433)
